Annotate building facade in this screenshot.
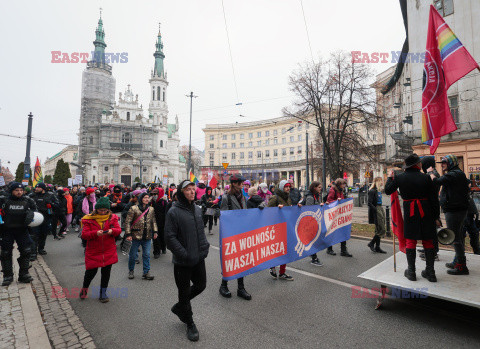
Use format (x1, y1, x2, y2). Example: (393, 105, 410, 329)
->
(43, 145, 78, 178)
(202, 116, 319, 188)
(77, 16, 184, 186)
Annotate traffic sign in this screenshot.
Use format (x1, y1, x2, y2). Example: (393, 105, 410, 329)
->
(223, 170, 228, 175)
(222, 163, 229, 169)
(365, 171, 371, 178)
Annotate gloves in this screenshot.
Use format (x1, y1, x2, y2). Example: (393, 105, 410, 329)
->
(25, 210, 35, 225)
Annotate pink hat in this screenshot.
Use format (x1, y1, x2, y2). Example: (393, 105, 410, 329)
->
(132, 189, 142, 196)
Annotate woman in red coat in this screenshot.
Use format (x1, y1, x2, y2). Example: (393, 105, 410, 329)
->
(80, 197, 121, 302)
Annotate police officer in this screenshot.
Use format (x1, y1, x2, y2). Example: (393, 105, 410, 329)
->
(385, 154, 440, 282)
(218, 174, 252, 300)
(0, 182, 37, 286)
(29, 183, 58, 260)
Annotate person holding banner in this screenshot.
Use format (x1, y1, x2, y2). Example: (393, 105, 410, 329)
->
(219, 174, 252, 300)
(303, 181, 324, 266)
(326, 179, 352, 257)
(267, 179, 298, 281)
(165, 179, 210, 342)
(385, 154, 440, 283)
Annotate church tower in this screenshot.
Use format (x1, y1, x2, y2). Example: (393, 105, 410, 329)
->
(77, 11, 116, 176)
(149, 24, 169, 157)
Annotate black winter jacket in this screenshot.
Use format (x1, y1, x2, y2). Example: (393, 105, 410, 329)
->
(289, 187, 301, 205)
(435, 167, 469, 212)
(165, 200, 210, 267)
(367, 189, 379, 224)
(247, 195, 265, 209)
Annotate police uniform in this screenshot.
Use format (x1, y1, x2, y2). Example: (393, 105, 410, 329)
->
(0, 182, 37, 286)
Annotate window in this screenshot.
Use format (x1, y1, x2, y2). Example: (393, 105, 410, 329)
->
(297, 146, 302, 154)
(265, 131, 270, 137)
(282, 138, 286, 144)
(274, 149, 278, 157)
(290, 156, 295, 161)
(222, 143, 227, 148)
(248, 141, 253, 147)
(274, 138, 278, 145)
(290, 147, 294, 155)
(209, 153, 214, 160)
(104, 166, 109, 171)
(163, 89, 165, 102)
(257, 141, 262, 146)
(373, 134, 377, 141)
(240, 160, 245, 165)
(273, 158, 278, 163)
(282, 157, 286, 162)
(143, 167, 147, 172)
(248, 160, 253, 165)
(157, 86, 160, 101)
(240, 134, 244, 139)
(298, 134, 302, 141)
(209, 135, 214, 140)
(231, 160, 236, 165)
(265, 139, 270, 145)
(231, 153, 236, 159)
(152, 88, 155, 100)
(248, 151, 253, 159)
(248, 133, 253, 139)
(282, 148, 287, 156)
(122, 133, 132, 144)
(209, 143, 214, 149)
(434, 0, 454, 16)
(240, 143, 244, 148)
(222, 135, 227, 140)
(240, 152, 244, 159)
(257, 131, 262, 137)
(222, 153, 227, 160)
(290, 136, 294, 142)
(231, 134, 236, 140)
(282, 128, 286, 134)
(89, 136, 93, 145)
(160, 140, 164, 147)
(306, 123, 310, 129)
(273, 130, 278, 136)
(231, 143, 236, 148)
(210, 161, 214, 166)
(449, 95, 459, 123)
(127, 112, 130, 120)
(265, 150, 270, 157)
(298, 124, 302, 131)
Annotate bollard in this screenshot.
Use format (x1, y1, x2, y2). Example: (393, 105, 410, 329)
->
(385, 205, 391, 237)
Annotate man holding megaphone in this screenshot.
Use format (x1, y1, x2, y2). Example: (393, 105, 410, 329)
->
(0, 182, 38, 286)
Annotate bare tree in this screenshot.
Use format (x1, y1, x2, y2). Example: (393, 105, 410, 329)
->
(284, 51, 382, 180)
(179, 145, 203, 175)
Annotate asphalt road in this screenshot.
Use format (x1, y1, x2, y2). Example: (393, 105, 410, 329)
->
(42, 225, 480, 349)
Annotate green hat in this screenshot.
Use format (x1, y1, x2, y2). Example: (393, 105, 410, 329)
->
(95, 197, 111, 210)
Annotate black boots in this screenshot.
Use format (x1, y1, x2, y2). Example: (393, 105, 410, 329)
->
(219, 280, 232, 298)
(187, 322, 199, 342)
(1, 250, 14, 286)
(421, 248, 437, 282)
(340, 242, 352, 257)
(18, 248, 33, 283)
(368, 236, 386, 253)
(404, 248, 417, 281)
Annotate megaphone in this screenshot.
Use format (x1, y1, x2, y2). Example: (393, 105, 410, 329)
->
(28, 212, 44, 227)
(437, 228, 455, 245)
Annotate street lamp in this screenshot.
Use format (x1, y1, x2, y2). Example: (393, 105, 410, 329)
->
(186, 92, 198, 175)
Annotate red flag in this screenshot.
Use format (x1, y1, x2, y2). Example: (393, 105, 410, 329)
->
(390, 191, 406, 253)
(422, 5, 480, 154)
(209, 176, 217, 190)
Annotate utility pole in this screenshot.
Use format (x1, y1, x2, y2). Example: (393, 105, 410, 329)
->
(305, 130, 309, 189)
(24, 112, 33, 183)
(139, 125, 144, 183)
(186, 92, 197, 175)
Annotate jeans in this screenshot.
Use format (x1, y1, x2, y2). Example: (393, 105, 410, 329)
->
(174, 260, 207, 324)
(128, 239, 151, 274)
(445, 210, 467, 263)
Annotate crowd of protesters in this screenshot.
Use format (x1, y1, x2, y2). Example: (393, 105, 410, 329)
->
(1, 153, 479, 341)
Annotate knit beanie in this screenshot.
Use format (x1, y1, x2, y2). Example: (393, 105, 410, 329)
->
(86, 187, 95, 196)
(95, 197, 111, 210)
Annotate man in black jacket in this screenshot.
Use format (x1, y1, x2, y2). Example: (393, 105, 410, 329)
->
(52, 188, 67, 239)
(430, 155, 470, 275)
(29, 183, 59, 259)
(385, 154, 440, 282)
(151, 187, 167, 258)
(0, 182, 37, 286)
(165, 180, 210, 342)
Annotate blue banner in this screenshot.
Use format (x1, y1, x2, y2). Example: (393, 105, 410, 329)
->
(219, 198, 353, 280)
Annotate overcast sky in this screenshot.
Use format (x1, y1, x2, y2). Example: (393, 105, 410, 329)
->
(0, 0, 404, 172)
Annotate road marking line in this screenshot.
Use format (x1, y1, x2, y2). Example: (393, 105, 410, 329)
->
(210, 244, 356, 289)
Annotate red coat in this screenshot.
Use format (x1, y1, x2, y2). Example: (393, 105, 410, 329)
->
(326, 186, 345, 204)
(81, 215, 121, 270)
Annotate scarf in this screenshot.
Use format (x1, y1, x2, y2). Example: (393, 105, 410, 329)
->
(82, 213, 110, 229)
(257, 189, 272, 200)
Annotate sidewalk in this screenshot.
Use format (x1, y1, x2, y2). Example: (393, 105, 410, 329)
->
(0, 248, 96, 349)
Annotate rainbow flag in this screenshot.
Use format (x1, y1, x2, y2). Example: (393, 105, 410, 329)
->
(421, 5, 479, 154)
(189, 170, 199, 185)
(33, 157, 43, 187)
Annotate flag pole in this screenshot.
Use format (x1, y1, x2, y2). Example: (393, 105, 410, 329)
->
(393, 230, 397, 272)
